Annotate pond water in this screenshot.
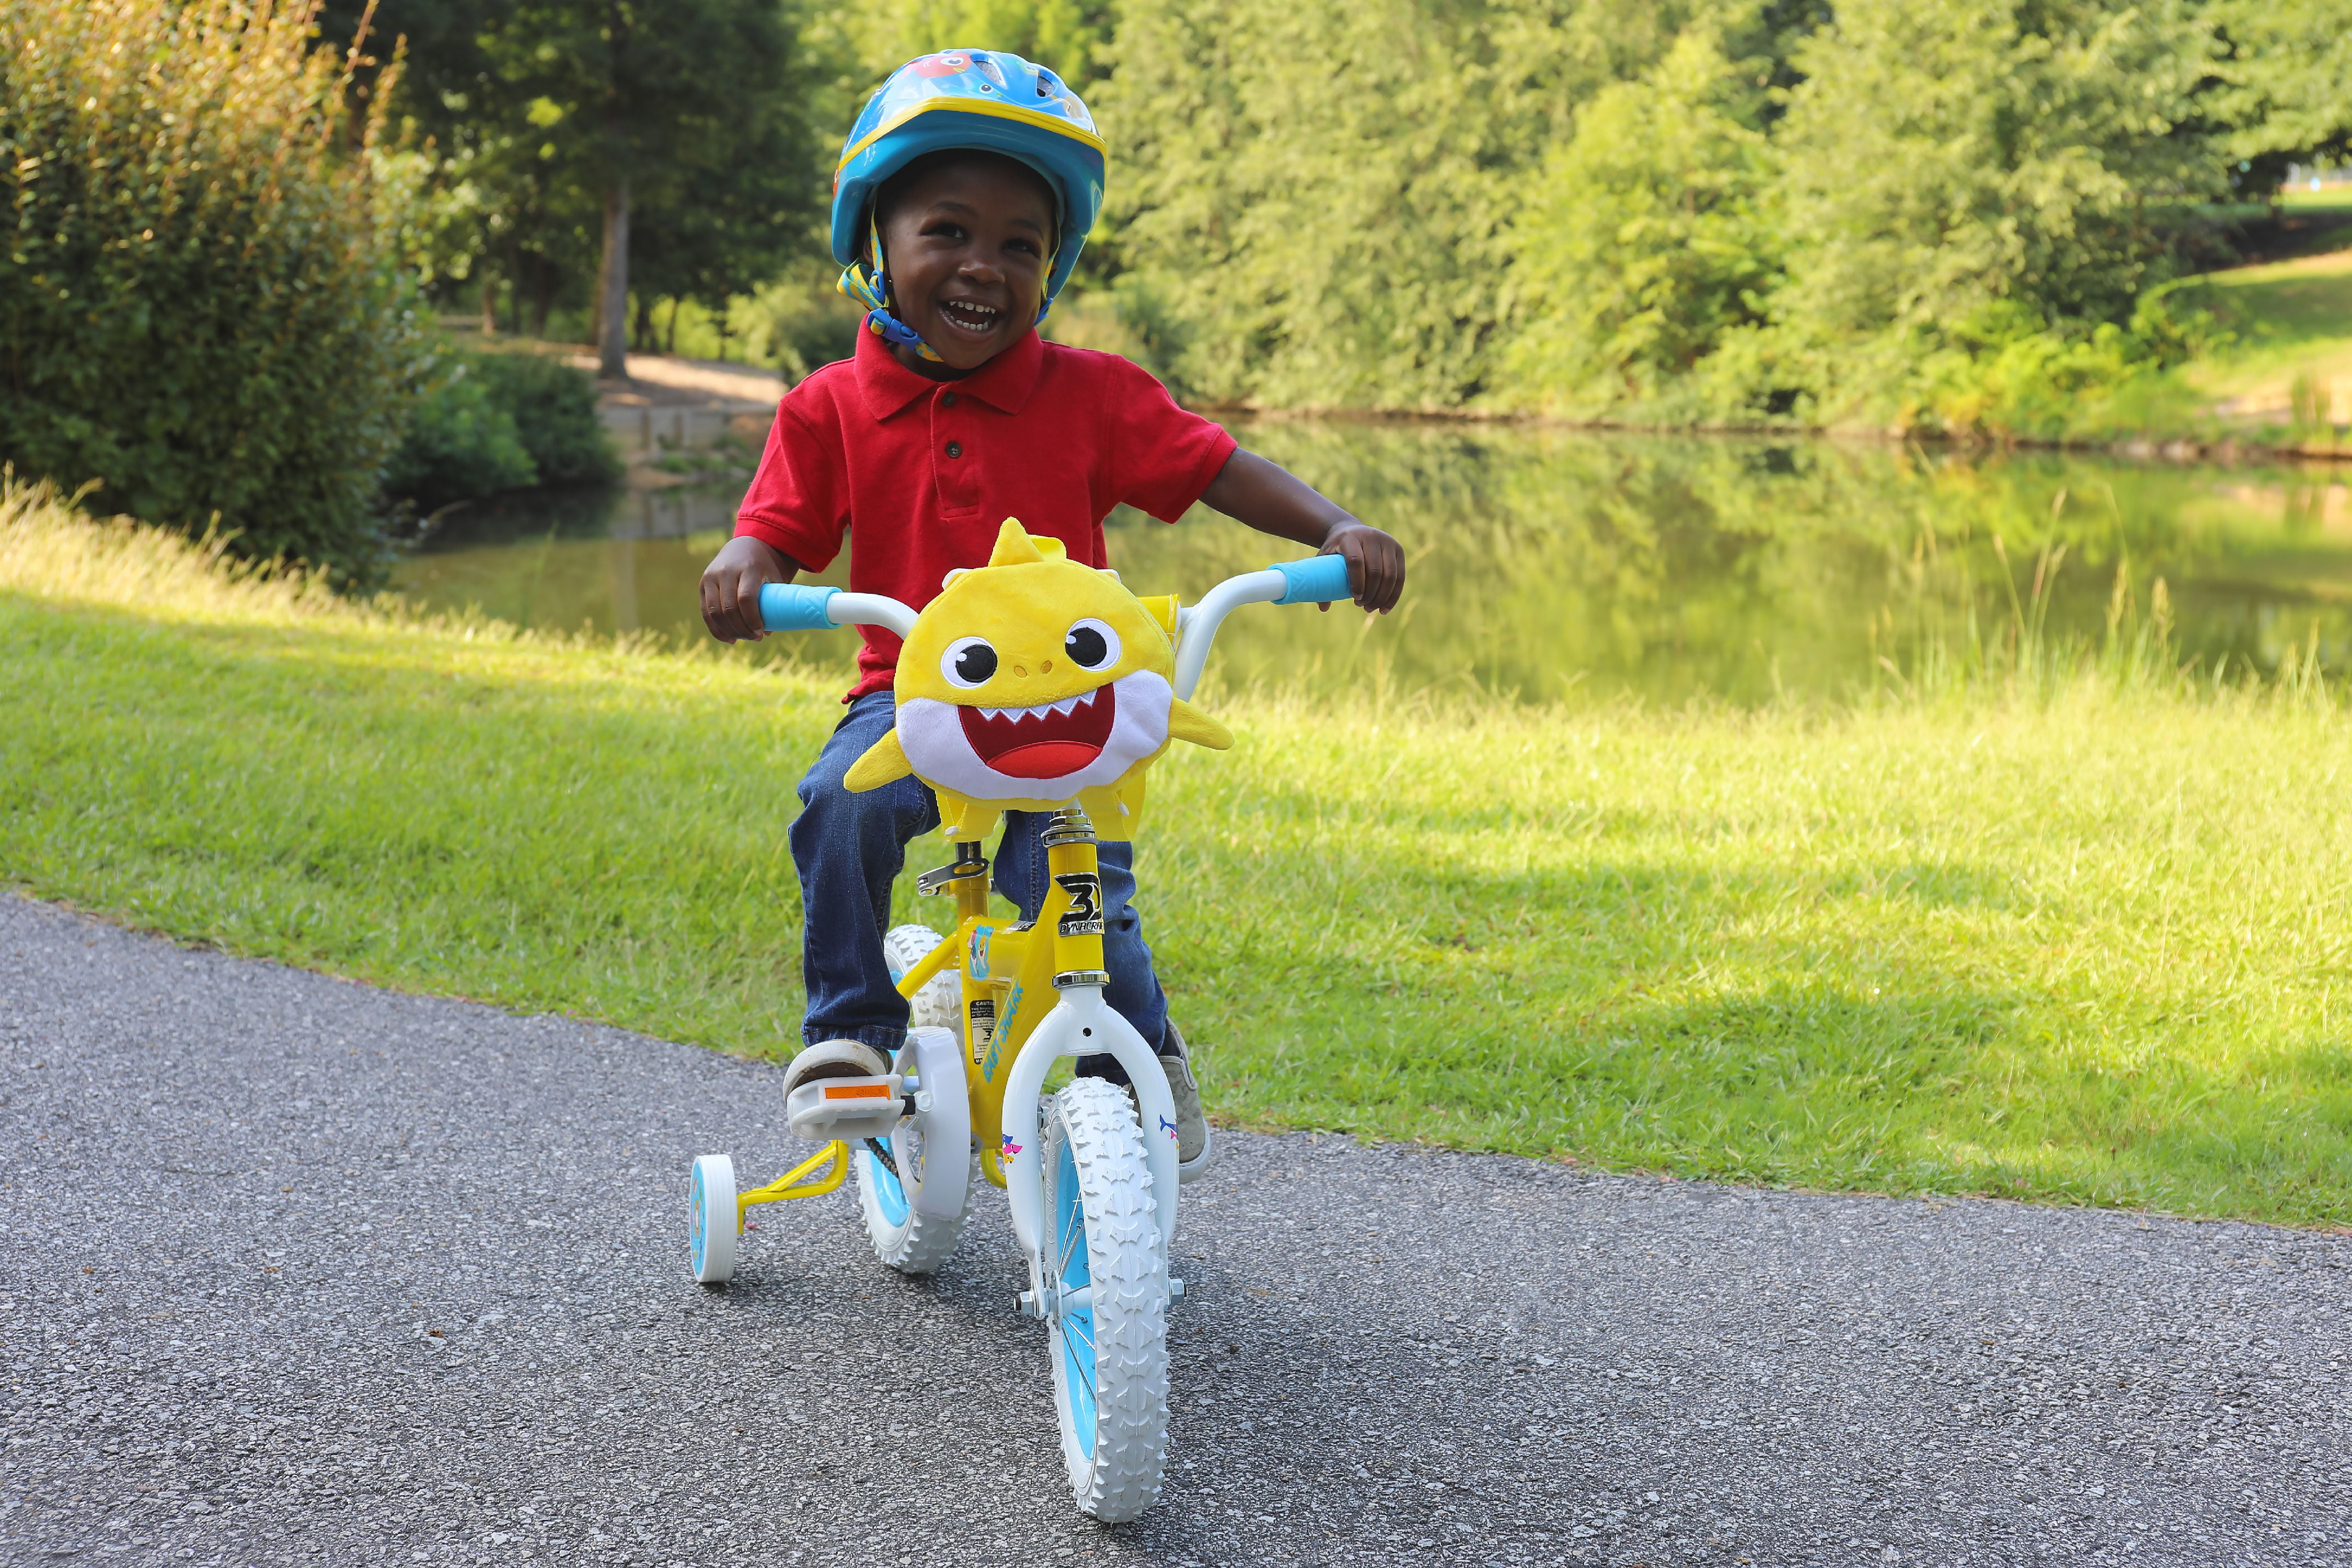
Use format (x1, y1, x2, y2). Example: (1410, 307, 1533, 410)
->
(390, 422, 2352, 705)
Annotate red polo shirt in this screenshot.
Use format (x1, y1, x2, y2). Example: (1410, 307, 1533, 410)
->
(735, 329, 1238, 699)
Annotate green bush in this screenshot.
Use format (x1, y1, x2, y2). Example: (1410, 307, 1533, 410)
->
(380, 356, 537, 512)
(465, 352, 618, 486)
(0, 0, 428, 582)
(380, 348, 616, 510)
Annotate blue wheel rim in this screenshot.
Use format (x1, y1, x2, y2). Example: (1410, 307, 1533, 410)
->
(689, 1163, 709, 1274)
(866, 1139, 911, 1226)
(1053, 1132, 1097, 1456)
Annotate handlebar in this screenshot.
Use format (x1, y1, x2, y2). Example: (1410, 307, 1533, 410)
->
(1170, 555, 1357, 699)
(755, 552, 1359, 701)
(1265, 553, 1355, 606)
(757, 583, 918, 639)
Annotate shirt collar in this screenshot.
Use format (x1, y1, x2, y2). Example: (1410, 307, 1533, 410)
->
(853, 326, 1044, 421)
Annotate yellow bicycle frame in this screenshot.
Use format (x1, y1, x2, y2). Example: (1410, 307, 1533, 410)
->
(893, 811, 1106, 1189)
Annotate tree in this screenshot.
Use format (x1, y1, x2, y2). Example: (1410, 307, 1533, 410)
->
(1096, 0, 1709, 411)
(486, 1, 812, 376)
(1768, 0, 2224, 357)
(2208, 0, 2352, 195)
(1506, 22, 1781, 415)
(327, 1, 817, 366)
(829, 0, 1120, 91)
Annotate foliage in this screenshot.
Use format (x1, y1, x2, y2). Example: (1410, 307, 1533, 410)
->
(0, 0, 427, 581)
(1490, 0, 2342, 434)
(7, 486, 2352, 1226)
(1505, 24, 1781, 418)
(734, 263, 869, 383)
(382, 347, 617, 509)
(1896, 284, 2231, 440)
(2207, 0, 2352, 193)
(826, 0, 1121, 92)
(1079, 0, 2344, 431)
(1767, 0, 2222, 391)
(329, 0, 820, 334)
(380, 354, 537, 510)
(1098, 0, 1703, 409)
(466, 351, 618, 484)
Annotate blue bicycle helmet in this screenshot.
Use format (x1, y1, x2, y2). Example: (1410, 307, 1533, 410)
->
(832, 50, 1106, 355)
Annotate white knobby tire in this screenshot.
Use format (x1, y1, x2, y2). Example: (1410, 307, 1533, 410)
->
(883, 923, 960, 1031)
(1042, 1077, 1169, 1521)
(855, 1027, 973, 1274)
(688, 1154, 736, 1284)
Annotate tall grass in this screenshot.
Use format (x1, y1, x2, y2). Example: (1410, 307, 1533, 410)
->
(0, 477, 349, 625)
(5, 482, 2349, 1226)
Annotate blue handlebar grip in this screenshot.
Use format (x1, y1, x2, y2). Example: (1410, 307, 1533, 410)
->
(757, 583, 841, 632)
(1267, 554, 1356, 606)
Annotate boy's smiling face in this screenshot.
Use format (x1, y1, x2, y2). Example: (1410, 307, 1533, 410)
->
(875, 153, 1055, 375)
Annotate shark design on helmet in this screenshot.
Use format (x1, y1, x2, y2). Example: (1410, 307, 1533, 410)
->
(844, 519, 1232, 840)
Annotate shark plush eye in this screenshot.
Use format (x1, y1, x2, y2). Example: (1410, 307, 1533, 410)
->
(941, 637, 998, 688)
(1064, 618, 1120, 671)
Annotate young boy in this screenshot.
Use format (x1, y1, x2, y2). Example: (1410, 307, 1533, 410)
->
(699, 50, 1404, 1174)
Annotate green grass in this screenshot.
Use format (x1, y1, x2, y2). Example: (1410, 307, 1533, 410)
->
(2174, 246, 2352, 438)
(6, 491, 2352, 1226)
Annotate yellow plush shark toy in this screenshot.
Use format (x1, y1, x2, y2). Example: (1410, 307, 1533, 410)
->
(845, 518, 1232, 840)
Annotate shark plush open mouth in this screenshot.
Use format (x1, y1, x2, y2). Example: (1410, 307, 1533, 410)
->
(958, 686, 1117, 778)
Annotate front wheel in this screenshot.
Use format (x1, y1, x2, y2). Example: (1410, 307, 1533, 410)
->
(1042, 1077, 1169, 1521)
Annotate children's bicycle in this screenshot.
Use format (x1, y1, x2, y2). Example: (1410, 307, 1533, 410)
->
(685, 521, 1355, 1521)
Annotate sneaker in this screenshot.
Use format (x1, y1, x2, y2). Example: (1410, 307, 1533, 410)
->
(1159, 1020, 1213, 1181)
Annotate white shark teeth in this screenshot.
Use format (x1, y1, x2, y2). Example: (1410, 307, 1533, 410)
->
(975, 688, 1101, 723)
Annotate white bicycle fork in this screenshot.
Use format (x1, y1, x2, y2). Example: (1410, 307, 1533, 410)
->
(998, 984, 1182, 1304)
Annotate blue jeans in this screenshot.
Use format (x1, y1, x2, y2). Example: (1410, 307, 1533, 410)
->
(791, 690, 1170, 1078)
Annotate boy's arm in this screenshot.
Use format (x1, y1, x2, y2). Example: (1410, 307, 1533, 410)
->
(701, 536, 807, 643)
(1197, 448, 1404, 613)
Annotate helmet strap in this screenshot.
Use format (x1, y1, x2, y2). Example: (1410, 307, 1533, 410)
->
(837, 215, 944, 363)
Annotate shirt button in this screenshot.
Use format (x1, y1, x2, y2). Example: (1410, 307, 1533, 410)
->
(945, 441, 963, 458)
(941, 392, 958, 407)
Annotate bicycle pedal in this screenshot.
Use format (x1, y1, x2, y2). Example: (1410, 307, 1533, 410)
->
(784, 1074, 908, 1142)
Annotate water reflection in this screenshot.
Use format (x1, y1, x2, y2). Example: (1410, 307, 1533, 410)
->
(388, 425, 2352, 704)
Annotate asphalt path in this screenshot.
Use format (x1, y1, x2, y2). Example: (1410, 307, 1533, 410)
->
(4, 894, 2348, 1568)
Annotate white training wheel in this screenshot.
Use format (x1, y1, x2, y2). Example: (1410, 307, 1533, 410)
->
(688, 1152, 737, 1284)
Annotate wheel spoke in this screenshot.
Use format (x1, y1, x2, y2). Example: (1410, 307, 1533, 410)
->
(1066, 1312, 1098, 1396)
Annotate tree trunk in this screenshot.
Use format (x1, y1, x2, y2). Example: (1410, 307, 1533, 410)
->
(633, 293, 655, 354)
(664, 297, 679, 355)
(595, 175, 631, 379)
(479, 268, 498, 336)
(529, 252, 554, 339)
